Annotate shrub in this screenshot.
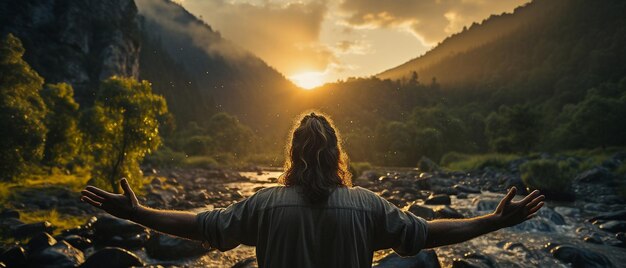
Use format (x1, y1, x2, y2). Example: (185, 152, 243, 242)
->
(144, 146, 186, 167)
(444, 153, 519, 171)
(520, 159, 575, 200)
(350, 162, 373, 177)
(183, 156, 218, 169)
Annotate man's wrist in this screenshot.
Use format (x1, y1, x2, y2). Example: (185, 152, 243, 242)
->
(484, 213, 504, 230)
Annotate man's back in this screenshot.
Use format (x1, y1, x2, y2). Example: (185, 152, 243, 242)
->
(196, 186, 428, 268)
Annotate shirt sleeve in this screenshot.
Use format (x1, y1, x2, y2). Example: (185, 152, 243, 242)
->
(373, 196, 429, 256)
(196, 195, 259, 251)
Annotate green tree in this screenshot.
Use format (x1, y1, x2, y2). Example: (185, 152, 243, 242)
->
(0, 34, 47, 180)
(41, 83, 81, 167)
(83, 77, 168, 192)
(486, 105, 541, 153)
(206, 112, 254, 157)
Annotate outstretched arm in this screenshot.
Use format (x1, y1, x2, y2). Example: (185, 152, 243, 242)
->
(80, 178, 201, 241)
(424, 187, 544, 248)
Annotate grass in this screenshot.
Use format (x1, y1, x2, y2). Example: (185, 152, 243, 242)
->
(442, 152, 520, 171)
(19, 209, 88, 235)
(520, 159, 575, 198)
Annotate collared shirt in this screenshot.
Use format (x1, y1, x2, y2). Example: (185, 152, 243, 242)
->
(196, 185, 428, 268)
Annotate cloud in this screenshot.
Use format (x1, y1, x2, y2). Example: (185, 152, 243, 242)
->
(339, 0, 529, 44)
(179, 0, 337, 74)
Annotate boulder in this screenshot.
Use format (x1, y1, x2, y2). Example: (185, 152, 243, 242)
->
(424, 194, 451, 205)
(80, 247, 143, 268)
(27, 232, 57, 253)
(92, 215, 145, 238)
(512, 219, 555, 232)
(406, 203, 436, 220)
(583, 233, 603, 244)
(451, 252, 496, 268)
(434, 206, 464, 219)
(374, 249, 440, 268)
(550, 244, 612, 268)
(28, 241, 84, 268)
(0, 210, 19, 219)
(599, 221, 626, 233)
(453, 185, 481, 194)
(145, 232, 209, 260)
(63, 235, 92, 250)
(537, 207, 566, 225)
(589, 210, 626, 222)
(11, 221, 54, 239)
(0, 247, 27, 268)
(617, 232, 626, 243)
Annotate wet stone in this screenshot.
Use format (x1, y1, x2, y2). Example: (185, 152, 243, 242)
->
(11, 221, 54, 239)
(0, 247, 27, 268)
(62, 235, 92, 250)
(27, 232, 57, 253)
(598, 221, 626, 233)
(550, 244, 612, 268)
(28, 241, 84, 268)
(425, 194, 451, 205)
(81, 247, 143, 268)
(406, 202, 436, 220)
(374, 249, 440, 268)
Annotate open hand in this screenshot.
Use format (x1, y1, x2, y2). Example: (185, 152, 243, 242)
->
(80, 178, 140, 220)
(492, 187, 545, 228)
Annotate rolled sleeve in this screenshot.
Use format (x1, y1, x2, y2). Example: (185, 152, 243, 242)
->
(196, 197, 258, 251)
(374, 197, 429, 256)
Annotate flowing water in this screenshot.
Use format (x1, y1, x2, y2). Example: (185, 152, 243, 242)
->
(148, 171, 626, 267)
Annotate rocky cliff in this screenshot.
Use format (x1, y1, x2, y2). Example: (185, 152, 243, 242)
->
(0, 0, 141, 102)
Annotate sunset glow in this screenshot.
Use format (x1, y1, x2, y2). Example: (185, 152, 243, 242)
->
(289, 71, 326, 89)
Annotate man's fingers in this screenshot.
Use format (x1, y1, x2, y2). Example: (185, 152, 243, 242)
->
(525, 212, 538, 220)
(80, 196, 102, 208)
(85, 186, 115, 199)
(498, 187, 517, 207)
(81, 190, 105, 202)
(519, 190, 541, 205)
(525, 195, 545, 209)
(528, 202, 544, 215)
(120, 178, 134, 196)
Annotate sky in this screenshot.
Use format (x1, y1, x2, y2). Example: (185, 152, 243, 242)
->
(177, 0, 529, 89)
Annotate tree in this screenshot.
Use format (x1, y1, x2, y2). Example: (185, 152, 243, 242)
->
(0, 34, 47, 180)
(83, 77, 168, 192)
(485, 105, 541, 153)
(41, 83, 81, 167)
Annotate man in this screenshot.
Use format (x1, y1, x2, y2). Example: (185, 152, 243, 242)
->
(81, 113, 544, 267)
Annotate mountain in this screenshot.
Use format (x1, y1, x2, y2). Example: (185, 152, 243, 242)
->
(134, 0, 300, 129)
(1, 0, 300, 131)
(0, 0, 141, 103)
(377, 0, 626, 107)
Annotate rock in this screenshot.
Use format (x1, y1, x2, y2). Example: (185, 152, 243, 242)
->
(575, 167, 614, 183)
(617, 232, 626, 243)
(28, 241, 84, 268)
(231, 257, 257, 268)
(589, 210, 626, 222)
(63, 235, 92, 250)
(0, 247, 27, 268)
(418, 157, 441, 172)
(406, 203, 436, 220)
(145, 232, 209, 260)
(456, 193, 468, 199)
(374, 249, 440, 268)
(550, 244, 612, 268)
(150, 178, 162, 186)
(27, 232, 57, 253)
(425, 194, 451, 205)
(434, 206, 464, 219)
(0, 210, 19, 219)
(81, 247, 143, 268)
(554, 206, 580, 217)
(583, 233, 603, 244)
(453, 185, 481, 194)
(599, 221, 626, 233)
(11, 221, 54, 239)
(474, 199, 498, 212)
(451, 252, 496, 268)
(92, 215, 145, 237)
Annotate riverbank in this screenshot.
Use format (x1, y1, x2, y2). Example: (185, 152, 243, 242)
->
(2, 156, 626, 267)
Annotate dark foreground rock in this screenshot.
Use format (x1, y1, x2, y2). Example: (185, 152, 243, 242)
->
(0, 247, 27, 267)
(28, 241, 84, 268)
(81, 247, 143, 268)
(145, 232, 209, 260)
(406, 203, 436, 220)
(26, 232, 57, 253)
(10, 221, 54, 239)
(550, 244, 613, 268)
(374, 249, 440, 268)
(451, 252, 496, 268)
(425, 194, 451, 205)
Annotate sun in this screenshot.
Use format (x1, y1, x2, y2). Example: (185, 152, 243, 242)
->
(289, 71, 326, 90)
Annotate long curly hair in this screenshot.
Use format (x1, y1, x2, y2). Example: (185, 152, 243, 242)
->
(280, 112, 352, 203)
